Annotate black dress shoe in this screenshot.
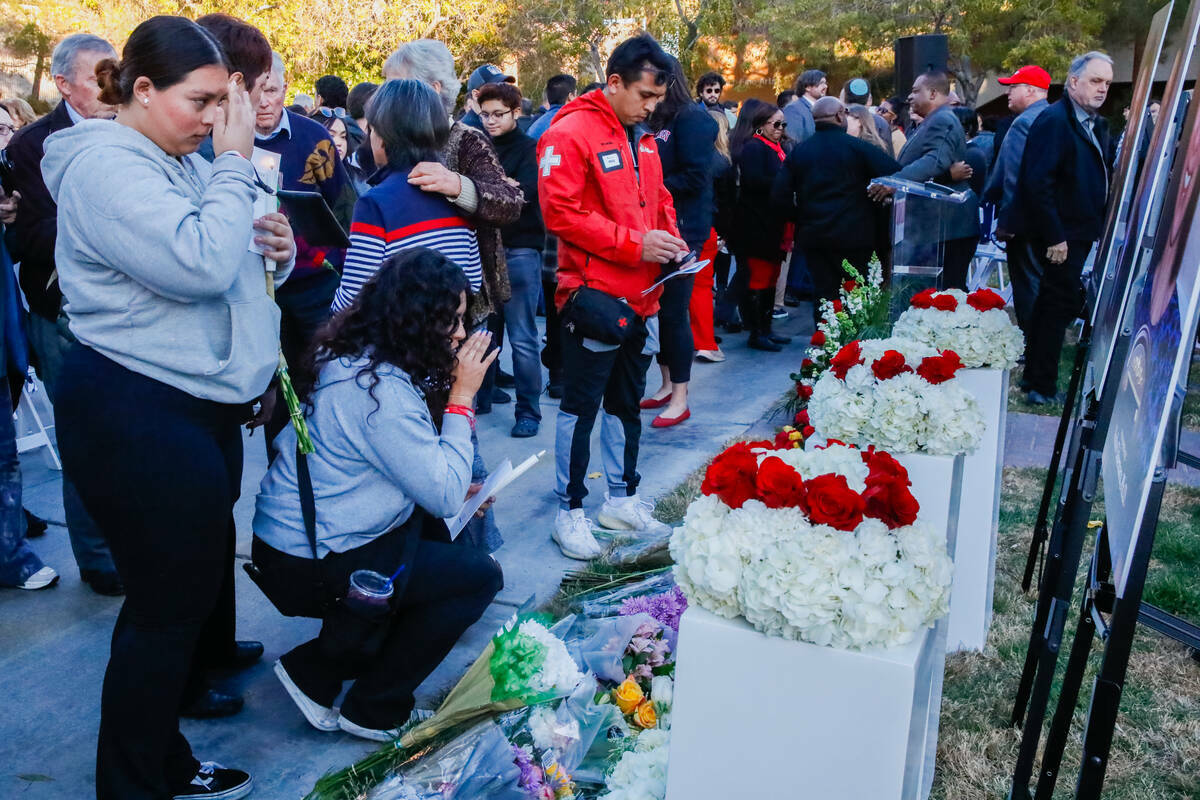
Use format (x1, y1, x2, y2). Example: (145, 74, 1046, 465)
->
(547, 382, 563, 399)
(496, 370, 516, 389)
(81, 569, 125, 596)
(220, 641, 264, 672)
(180, 689, 244, 719)
(1025, 390, 1061, 406)
(748, 334, 782, 352)
(768, 332, 792, 345)
(714, 335, 723, 344)
(23, 509, 48, 538)
(491, 387, 512, 404)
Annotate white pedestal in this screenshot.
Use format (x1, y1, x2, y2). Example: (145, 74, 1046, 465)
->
(948, 368, 1008, 651)
(894, 451, 963, 558)
(666, 607, 944, 800)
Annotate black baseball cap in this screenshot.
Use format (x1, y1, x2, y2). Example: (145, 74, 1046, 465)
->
(468, 64, 515, 92)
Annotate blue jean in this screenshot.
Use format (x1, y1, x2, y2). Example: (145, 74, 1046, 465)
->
(0, 377, 42, 586)
(26, 313, 116, 574)
(502, 248, 543, 423)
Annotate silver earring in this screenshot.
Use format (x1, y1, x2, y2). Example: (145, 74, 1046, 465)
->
(142, 98, 149, 105)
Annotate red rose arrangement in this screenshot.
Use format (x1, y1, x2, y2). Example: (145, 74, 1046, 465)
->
(966, 288, 1007, 312)
(699, 441, 920, 530)
(829, 340, 863, 380)
(915, 350, 963, 384)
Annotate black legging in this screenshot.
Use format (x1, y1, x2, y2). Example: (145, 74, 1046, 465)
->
(56, 344, 247, 799)
(656, 271, 696, 384)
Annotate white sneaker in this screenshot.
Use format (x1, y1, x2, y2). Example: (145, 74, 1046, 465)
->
(18, 566, 58, 590)
(553, 508, 603, 560)
(274, 660, 339, 731)
(337, 708, 433, 742)
(597, 494, 671, 536)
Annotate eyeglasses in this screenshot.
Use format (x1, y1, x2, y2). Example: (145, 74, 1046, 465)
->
(313, 107, 349, 119)
(479, 109, 515, 122)
(0, 123, 13, 136)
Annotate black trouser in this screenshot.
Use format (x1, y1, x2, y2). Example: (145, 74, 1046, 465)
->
(541, 278, 562, 381)
(555, 317, 651, 509)
(1006, 236, 1044, 334)
(266, 268, 338, 459)
(803, 246, 874, 327)
(252, 526, 502, 731)
(655, 271, 696, 384)
(942, 235, 978, 291)
(1023, 240, 1089, 396)
(56, 345, 247, 800)
(476, 310, 506, 412)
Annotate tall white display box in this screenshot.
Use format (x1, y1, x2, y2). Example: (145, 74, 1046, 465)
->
(666, 608, 944, 800)
(948, 368, 1008, 651)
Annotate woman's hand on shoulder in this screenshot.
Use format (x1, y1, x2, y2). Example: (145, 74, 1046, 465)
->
(254, 212, 296, 265)
(450, 330, 498, 401)
(408, 162, 463, 198)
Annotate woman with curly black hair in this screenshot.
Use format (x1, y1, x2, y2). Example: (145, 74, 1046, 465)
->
(251, 247, 503, 742)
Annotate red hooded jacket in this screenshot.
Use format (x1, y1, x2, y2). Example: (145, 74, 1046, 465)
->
(537, 89, 680, 318)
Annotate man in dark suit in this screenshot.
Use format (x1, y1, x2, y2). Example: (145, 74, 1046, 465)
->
(870, 69, 980, 289)
(1016, 51, 1113, 404)
(772, 97, 900, 324)
(3, 33, 123, 596)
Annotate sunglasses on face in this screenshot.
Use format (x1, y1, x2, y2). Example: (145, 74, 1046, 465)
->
(314, 107, 349, 119)
(769, 120, 787, 129)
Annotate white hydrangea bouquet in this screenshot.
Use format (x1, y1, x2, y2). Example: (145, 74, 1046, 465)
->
(807, 337, 985, 456)
(669, 440, 952, 650)
(599, 728, 671, 800)
(891, 287, 1024, 369)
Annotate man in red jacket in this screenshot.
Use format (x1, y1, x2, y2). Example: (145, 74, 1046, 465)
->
(539, 34, 687, 559)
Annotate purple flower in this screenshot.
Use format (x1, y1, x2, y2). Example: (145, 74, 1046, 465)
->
(619, 587, 688, 632)
(513, 744, 547, 798)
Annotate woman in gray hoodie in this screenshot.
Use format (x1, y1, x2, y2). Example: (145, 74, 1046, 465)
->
(40, 16, 295, 800)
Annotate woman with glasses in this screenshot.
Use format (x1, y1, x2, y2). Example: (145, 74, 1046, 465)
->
(729, 98, 792, 352)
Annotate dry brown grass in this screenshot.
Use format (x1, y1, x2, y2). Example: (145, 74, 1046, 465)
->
(931, 468, 1200, 800)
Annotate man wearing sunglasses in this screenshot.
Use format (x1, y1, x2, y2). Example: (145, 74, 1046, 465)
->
(537, 33, 686, 559)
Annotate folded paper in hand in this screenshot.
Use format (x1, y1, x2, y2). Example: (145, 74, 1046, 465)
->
(445, 450, 546, 539)
(641, 259, 710, 295)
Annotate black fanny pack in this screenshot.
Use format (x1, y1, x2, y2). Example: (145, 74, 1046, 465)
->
(562, 286, 638, 345)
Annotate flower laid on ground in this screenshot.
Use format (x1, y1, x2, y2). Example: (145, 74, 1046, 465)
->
(670, 441, 953, 650)
(892, 287, 1024, 369)
(807, 337, 985, 455)
(598, 728, 671, 800)
(618, 587, 687, 632)
(493, 620, 587, 701)
(513, 744, 555, 800)
(395, 616, 584, 749)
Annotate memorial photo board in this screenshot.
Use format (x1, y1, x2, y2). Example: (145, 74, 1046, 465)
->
(1102, 83, 1200, 595)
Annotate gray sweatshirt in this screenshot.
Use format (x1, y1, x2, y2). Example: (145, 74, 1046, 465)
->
(253, 355, 473, 558)
(41, 119, 293, 403)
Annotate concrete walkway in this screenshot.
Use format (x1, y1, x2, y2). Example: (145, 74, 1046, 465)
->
(1003, 410, 1200, 487)
(0, 311, 812, 799)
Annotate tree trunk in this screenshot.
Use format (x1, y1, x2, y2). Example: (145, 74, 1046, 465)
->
(588, 39, 604, 82)
(31, 55, 44, 101)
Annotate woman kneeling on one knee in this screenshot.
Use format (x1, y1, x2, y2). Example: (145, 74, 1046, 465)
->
(251, 247, 503, 741)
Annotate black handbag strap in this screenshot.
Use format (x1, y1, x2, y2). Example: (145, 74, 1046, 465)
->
(295, 445, 319, 561)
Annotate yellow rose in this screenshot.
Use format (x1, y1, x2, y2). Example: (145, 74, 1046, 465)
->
(633, 699, 658, 729)
(613, 678, 644, 714)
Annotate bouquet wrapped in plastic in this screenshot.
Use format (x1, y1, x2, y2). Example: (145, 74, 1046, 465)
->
(366, 720, 524, 800)
(397, 615, 585, 749)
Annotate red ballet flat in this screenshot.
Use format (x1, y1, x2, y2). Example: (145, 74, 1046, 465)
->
(639, 395, 671, 410)
(652, 408, 691, 428)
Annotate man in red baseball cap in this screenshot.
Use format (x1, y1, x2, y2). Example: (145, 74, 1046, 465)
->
(985, 65, 1051, 334)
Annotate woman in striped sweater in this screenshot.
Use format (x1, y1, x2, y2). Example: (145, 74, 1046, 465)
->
(332, 79, 482, 313)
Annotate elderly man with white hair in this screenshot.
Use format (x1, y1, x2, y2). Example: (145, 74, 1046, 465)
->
(3, 32, 122, 596)
(382, 39, 523, 329)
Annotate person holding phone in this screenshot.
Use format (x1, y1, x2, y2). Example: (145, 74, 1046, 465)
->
(253, 247, 502, 741)
(537, 34, 684, 559)
(40, 16, 295, 799)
